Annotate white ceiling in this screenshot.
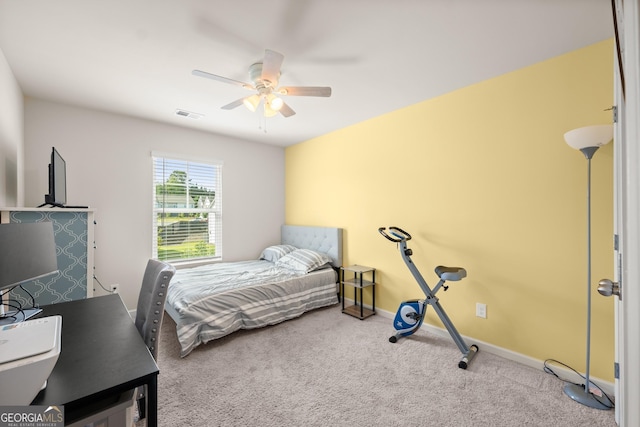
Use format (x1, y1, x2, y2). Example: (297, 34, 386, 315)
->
(0, 0, 613, 147)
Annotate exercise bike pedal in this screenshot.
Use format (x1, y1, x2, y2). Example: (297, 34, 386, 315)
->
(405, 312, 422, 321)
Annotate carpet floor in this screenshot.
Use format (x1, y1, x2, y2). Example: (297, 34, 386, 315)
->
(151, 304, 617, 427)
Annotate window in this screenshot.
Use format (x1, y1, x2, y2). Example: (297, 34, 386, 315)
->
(152, 154, 222, 263)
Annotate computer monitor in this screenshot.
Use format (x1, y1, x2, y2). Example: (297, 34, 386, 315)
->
(0, 222, 62, 405)
(0, 222, 58, 323)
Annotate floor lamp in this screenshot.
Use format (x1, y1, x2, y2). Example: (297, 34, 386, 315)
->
(563, 124, 613, 410)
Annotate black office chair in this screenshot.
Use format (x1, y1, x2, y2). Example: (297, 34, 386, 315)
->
(134, 259, 176, 421)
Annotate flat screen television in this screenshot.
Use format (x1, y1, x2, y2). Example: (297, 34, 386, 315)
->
(42, 147, 66, 208)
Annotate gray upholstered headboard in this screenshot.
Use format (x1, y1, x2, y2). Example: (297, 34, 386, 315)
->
(281, 225, 343, 268)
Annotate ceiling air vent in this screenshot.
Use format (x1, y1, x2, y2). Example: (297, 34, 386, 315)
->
(175, 109, 204, 120)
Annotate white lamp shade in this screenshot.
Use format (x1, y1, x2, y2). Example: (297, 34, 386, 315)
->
(564, 124, 613, 150)
(263, 103, 278, 117)
(242, 95, 260, 112)
(266, 94, 283, 111)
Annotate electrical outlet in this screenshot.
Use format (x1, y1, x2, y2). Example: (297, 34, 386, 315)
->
(476, 303, 487, 319)
(110, 284, 119, 294)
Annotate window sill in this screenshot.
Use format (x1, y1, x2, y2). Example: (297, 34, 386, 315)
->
(168, 257, 222, 270)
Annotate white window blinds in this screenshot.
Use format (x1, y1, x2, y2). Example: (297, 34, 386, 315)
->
(152, 155, 222, 263)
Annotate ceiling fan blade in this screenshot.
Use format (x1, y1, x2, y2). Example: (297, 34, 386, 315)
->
(279, 102, 296, 117)
(192, 70, 254, 90)
(261, 49, 284, 85)
(277, 86, 332, 97)
(221, 98, 246, 110)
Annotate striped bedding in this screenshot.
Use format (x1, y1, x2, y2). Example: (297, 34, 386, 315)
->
(165, 260, 338, 357)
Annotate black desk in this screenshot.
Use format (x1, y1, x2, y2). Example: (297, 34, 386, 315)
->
(31, 294, 159, 427)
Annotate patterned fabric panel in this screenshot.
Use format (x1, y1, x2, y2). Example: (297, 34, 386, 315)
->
(8, 211, 88, 306)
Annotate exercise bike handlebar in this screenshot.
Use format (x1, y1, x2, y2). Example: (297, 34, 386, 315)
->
(378, 226, 412, 242)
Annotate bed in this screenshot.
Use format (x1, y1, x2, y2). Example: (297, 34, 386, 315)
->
(165, 225, 343, 357)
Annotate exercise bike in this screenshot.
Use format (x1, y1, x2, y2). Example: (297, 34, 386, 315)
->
(379, 226, 478, 369)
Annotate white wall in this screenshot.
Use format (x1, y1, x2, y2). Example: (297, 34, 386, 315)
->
(24, 99, 285, 309)
(0, 48, 23, 207)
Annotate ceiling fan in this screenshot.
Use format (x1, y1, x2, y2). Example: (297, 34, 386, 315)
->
(192, 49, 331, 118)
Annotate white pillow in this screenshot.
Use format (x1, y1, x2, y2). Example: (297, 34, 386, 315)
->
(259, 244, 297, 262)
(275, 249, 332, 273)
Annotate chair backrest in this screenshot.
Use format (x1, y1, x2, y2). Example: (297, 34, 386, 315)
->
(135, 259, 176, 360)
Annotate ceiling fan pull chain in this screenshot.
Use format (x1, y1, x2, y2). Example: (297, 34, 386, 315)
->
(258, 114, 267, 134)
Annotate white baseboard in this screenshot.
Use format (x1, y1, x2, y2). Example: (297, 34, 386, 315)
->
(343, 298, 615, 399)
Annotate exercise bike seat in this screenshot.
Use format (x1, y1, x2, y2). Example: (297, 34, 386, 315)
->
(435, 266, 467, 281)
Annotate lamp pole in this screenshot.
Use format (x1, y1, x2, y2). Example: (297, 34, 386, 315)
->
(562, 124, 613, 409)
(563, 146, 610, 410)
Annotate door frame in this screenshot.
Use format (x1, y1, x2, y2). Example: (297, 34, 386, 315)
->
(616, 1, 640, 426)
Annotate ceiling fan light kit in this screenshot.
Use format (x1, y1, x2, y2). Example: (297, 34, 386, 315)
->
(193, 49, 332, 119)
(242, 94, 261, 112)
(266, 94, 284, 111)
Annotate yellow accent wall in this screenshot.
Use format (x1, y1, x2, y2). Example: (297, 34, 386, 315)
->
(286, 39, 614, 381)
